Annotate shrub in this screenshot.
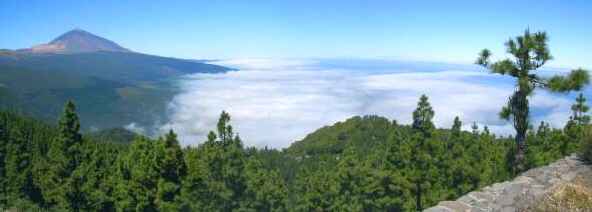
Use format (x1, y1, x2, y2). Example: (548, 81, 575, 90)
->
(579, 126, 592, 163)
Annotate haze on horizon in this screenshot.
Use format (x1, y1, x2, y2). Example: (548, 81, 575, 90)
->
(2, 1, 592, 68)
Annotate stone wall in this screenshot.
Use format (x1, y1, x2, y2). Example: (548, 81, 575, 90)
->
(424, 154, 592, 212)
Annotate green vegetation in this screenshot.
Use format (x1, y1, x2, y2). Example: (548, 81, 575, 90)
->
(476, 30, 589, 172)
(577, 93, 592, 163)
(86, 128, 137, 144)
(0, 51, 231, 130)
(579, 127, 592, 163)
(1, 92, 589, 211)
(571, 93, 591, 126)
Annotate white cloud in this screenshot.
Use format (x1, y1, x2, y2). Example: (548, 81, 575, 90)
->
(125, 122, 146, 134)
(160, 58, 579, 148)
(215, 58, 319, 71)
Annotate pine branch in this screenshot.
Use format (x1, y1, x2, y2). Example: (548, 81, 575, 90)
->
(547, 68, 590, 92)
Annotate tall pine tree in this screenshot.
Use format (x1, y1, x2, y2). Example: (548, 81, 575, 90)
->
(179, 111, 249, 211)
(410, 94, 440, 210)
(451, 116, 462, 138)
(571, 93, 590, 125)
(41, 101, 86, 210)
(4, 127, 38, 204)
(412, 95, 435, 135)
(476, 29, 589, 172)
(156, 130, 186, 210)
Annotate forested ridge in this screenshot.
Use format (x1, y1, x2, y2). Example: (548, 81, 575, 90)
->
(0, 93, 590, 211)
(1, 30, 591, 211)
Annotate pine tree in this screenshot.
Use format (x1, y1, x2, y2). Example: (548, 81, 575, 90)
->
(217, 111, 233, 144)
(4, 125, 45, 206)
(562, 93, 590, 157)
(177, 147, 204, 210)
(74, 142, 118, 211)
(571, 93, 590, 125)
(410, 94, 439, 210)
(451, 116, 462, 137)
(413, 95, 435, 134)
(179, 111, 248, 211)
(114, 136, 160, 211)
(483, 126, 491, 136)
(476, 29, 590, 172)
(42, 101, 86, 210)
(156, 130, 186, 210)
(471, 122, 479, 136)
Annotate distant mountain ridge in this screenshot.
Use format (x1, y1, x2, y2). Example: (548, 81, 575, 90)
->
(22, 29, 131, 53)
(0, 29, 232, 131)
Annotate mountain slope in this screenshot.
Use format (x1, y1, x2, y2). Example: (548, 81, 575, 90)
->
(0, 63, 171, 130)
(0, 29, 233, 131)
(0, 51, 230, 84)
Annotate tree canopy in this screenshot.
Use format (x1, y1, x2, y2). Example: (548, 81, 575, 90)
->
(476, 29, 589, 172)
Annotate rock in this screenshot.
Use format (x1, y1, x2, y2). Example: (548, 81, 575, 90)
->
(471, 192, 494, 203)
(497, 190, 517, 206)
(423, 155, 591, 212)
(500, 206, 515, 212)
(528, 184, 546, 197)
(458, 195, 478, 205)
(424, 206, 453, 212)
(560, 171, 577, 181)
(439, 201, 472, 212)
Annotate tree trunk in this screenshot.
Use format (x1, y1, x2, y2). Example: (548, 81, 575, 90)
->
(514, 132, 526, 173)
(512, 90, 529, 173)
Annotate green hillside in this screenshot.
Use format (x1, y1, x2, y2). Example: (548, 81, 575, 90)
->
(0, 51, 232, 130)
(1, 100, 588, 211)
(85, 127, 138, 144)
(0, 51, 230, 83)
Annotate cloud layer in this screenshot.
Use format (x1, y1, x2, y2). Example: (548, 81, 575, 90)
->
(160, 58, 575, 148)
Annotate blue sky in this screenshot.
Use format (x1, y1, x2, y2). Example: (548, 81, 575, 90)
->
(1, 1, 591, 68)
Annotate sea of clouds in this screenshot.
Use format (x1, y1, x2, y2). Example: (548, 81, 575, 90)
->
(156, 58, 580, 148)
